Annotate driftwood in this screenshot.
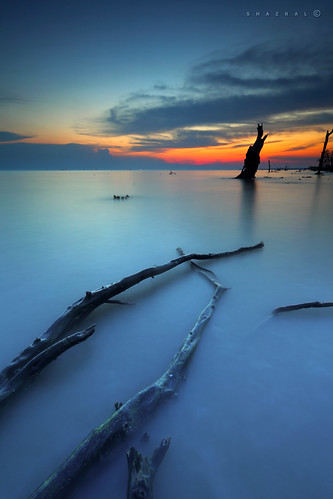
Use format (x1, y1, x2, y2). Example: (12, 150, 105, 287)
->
(29, 249, 231, 498)
(127, 438, 171, 499)
(0, 326, 95, 405)
(274, 301, 333, 314)
(237, 123, 268, 180)
(0, 243, 263, 407)
(317, 129, 333, 174)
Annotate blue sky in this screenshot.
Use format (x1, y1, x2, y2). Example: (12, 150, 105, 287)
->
(1, 0, 332, 169)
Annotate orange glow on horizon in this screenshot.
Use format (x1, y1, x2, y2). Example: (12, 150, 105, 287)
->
(106, 128, 327, 165)
(15, 127, 328, 167)
(118, 131, 323, 165)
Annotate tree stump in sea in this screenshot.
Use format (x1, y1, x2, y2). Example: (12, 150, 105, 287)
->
(127, 438, 171, 499)
(316, 129, 333, 174)
(237, 123, 268, 180)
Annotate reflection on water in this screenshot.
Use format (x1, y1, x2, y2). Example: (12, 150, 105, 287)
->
(307, 173, 333, 233)
(0, 170, 333, 499)
(240, 179, 257, 238)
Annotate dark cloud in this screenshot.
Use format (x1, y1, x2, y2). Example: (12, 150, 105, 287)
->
(153, 83, 168, 91)
(231, 143, 254, 149)
(190, 42, 333, 87)
(0, 143, 111, 169)
(272, 111, 333, 130)
(0, 142, 235, 170)
(130, 129, 228, 152)
(187, 43, 331, 94)
(190, 71, 321, 93)
(0, 131, 35, 142)
(0, 94, 27, 105)
(285, 144, 317, 152)
(191, 39, 333, 75)
(105, 80, 333, 135)
(0, 142, 176, 170)
(123, 92, 178, 105)
(99, 41, 333, 145)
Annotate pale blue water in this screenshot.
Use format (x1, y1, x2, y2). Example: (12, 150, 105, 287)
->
(0, 170, 333, 498)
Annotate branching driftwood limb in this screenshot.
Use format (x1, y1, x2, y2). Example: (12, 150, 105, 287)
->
(127, 438, 171, 499)
(274, 301, 333, 314)
(29, 248, 234, 498)
(0, 326, 95, 405)
(0, 243, 263, 407)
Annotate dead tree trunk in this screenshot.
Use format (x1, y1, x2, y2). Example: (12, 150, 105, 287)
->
(127, 438, 171, 499)
(237, 123, 268, 180)
(316, 129, 333, 174)
(0, 243, 263, 409)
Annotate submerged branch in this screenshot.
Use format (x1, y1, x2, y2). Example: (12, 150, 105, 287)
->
(0, 243, 263, 407)
(105, 299, 134, 305)
(127, 438, 171, 499)
(0, 326, 95, 405)
(274, 301, 333, 314)
(29, 255, 228, 498)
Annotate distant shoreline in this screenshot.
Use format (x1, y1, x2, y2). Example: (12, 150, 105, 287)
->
(0, 167, 318, 172)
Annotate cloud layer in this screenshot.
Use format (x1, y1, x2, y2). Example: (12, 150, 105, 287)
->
(0, 143, 176, 170)
(0, 131, 34, 142)
(92, 41, 333, 151)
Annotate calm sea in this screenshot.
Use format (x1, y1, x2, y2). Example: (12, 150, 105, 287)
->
(0, 170, 333, 498)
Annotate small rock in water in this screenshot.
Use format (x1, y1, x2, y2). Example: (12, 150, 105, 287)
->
(113, 194, 130, 200)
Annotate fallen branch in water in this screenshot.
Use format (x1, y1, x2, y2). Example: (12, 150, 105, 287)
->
(29, 254, 228, 498)
(274, 301, 333, 314)
(127, 438, 171, 499)
(0, 326, 95, 405)
(0, 243, 263, 407)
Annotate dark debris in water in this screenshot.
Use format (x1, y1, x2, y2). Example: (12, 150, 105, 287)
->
(113, 194, 130, 200)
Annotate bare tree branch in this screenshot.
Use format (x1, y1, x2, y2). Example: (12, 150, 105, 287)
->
(127, 438, 171, 499)
(0, 326, 95, 405)
(104, 299, 134, 305)
(0, 243, 263, 407)
(29, 254, 229, 498)
(274, 301, 333, 314)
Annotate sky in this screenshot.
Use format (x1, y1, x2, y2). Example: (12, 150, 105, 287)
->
(1, 0, 333, 169)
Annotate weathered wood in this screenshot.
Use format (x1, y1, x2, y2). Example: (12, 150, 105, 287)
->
(29, 253, 230, 498)
(0, 325, 95, 405)
(127, 438, 171, 499)
(0, 243, 263, 407)
(274, 301, 333, 314)
(317, 129, 333, 174)
(237, 124, 268, 180)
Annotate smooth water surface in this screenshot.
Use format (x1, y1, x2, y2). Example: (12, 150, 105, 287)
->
(0, 170, 333, 498)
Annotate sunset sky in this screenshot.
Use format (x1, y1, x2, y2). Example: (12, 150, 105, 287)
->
(1, 0, 333, 169)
